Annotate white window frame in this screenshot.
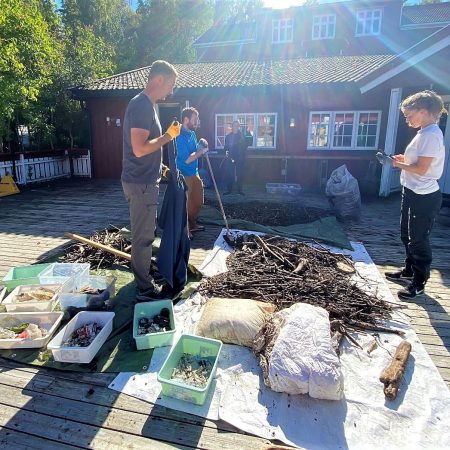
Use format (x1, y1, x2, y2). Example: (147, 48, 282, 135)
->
(307, 110, 381, 150)
(355, 9, 382, 37)
(312, 14, 336, 40)
(272, 19, 293, 44)
(215, 113, 278, 150)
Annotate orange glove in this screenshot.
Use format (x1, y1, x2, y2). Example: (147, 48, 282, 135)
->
(165, 121, 181, 140)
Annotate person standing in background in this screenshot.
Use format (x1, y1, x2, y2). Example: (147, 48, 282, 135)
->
(175, 107, 209, 239)
(223, 120, 248, 195)
(385, 90, 446, 299)
(121, 60, 181, 302)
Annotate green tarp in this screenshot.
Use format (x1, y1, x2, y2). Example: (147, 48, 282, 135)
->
(198, 205, 352, 250)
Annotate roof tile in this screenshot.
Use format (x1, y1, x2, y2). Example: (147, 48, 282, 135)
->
(75, 54, 395, 94)
(402, 3, 450, 26)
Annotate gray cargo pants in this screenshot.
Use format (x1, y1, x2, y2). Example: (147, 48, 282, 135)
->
(122, 181, 159, 291)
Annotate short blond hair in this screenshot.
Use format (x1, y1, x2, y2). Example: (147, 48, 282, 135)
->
(401, 90, 447, 119)
(148, 60, 178, 80)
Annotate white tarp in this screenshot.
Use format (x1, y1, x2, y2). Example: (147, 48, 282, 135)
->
(109, 229, 450, 449)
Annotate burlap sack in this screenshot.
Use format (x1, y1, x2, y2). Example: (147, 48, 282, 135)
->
(196, 297, 276, 347)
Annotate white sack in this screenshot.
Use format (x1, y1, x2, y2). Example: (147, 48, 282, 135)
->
(268, 303, 344, 400)
(325, 164, 361, 220)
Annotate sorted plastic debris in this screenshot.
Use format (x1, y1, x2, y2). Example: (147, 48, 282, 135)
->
(0, 322, 47, 340)
(171, 353, 214, 388)
(16, 286, 55, 302)
(137, 308, 171, 335)
(62, 322, 103, 347)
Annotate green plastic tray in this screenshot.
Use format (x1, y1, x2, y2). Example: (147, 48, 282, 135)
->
(2, 263, 51, 292)
(157, 334, 222, 405)
(133, 300, 176, 350)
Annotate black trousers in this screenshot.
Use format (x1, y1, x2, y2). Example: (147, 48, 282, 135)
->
(400, 187, 442, 286)
(227, 159, 245, 192)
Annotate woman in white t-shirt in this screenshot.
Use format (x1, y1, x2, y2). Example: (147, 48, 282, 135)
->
(385, 91, 446, 299)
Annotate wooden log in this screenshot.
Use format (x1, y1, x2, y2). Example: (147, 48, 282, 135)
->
(379, 340, 412, 400)
(64, 232, 131, 261)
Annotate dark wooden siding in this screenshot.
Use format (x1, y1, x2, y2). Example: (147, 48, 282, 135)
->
(86, 82, 393, 190)
(87, 97, 129, 179)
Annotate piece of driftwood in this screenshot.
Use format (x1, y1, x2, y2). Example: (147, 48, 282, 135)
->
(64, 232, 131, 261)
(379, 340, 412, 400)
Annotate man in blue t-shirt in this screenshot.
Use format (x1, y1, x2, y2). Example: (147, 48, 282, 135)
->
(121, 60, 181, 302)
(175, 107, 208, 238)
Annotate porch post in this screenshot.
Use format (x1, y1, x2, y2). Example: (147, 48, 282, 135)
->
(379, 87, 402, 197)
(19, 153, 26, 186)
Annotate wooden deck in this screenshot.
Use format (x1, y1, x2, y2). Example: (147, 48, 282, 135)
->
(0, 178, 449, 449)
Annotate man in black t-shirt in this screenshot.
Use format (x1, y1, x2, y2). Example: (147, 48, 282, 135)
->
(121, 60, 181, 301)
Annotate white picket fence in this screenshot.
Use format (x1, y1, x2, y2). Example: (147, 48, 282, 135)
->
(0, 150, 91, 185)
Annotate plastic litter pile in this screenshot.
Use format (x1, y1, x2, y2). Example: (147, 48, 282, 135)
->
(0, 322, 47, 339)
(63, 322, 103, 347)
(138, 308, 171, 335)
(171, 353, 214, 388)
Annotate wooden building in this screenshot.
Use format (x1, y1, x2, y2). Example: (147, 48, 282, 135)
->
(70, 0, 450, 197)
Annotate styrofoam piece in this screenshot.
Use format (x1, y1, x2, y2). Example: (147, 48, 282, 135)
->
(59, 275, 116, 311)
(3, 284, 62, 313)
(38, 263, 90, 288)
(0, 312, 64, 349)
(47, 311, 115, 364)
(133, 299, 176, 350)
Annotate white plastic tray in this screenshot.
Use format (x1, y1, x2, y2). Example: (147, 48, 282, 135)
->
(47, 311, 115, 364)
(3, 284, 61, 313)
(39, 263, 90, 289)
(0, 312, 64, 349)
(59, 275, 116, 311)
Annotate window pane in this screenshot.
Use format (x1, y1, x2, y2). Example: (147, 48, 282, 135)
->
(216, 114, 234, 148)
(357, 112, 379, 147)
(333, 113, 354, 147)
(256, 114, 276, 147)
(373, 18, 380, 33)
(236, 114, 255, 146)
(313, 24, 319, 38)
(356, 20, 363, 34)
(309, 113, 330, 147)
(357, 9, 381, 35)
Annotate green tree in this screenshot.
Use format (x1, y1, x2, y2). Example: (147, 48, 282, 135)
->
(213, 0, 263, 24)
(133, 0, 214, 67)
(0, 0, 60, 148)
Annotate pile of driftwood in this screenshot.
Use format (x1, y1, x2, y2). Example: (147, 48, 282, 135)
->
(61, 227, 131, 269)
(200, 234, 398, 335)
(205, 199, 331, 226)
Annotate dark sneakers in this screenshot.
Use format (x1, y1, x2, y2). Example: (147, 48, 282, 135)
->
(136, 282, 172, 302)
(398, 282, 425, 300)
(385, 269, 414, 283)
